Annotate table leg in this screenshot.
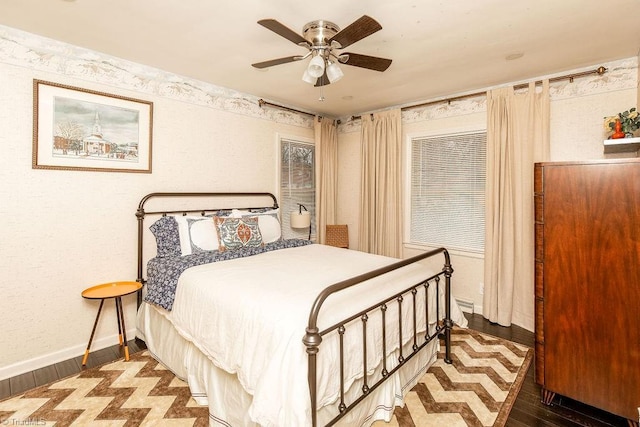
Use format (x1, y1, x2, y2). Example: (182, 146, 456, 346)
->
(116, 296, 130, 361)
(82, 299, 105, 366)
(115, 297, 123, 346)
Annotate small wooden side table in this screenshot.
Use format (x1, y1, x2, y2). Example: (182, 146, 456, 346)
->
(81, 281, 142, 366)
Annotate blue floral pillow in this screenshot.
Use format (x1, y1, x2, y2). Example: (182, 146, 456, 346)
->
(213, 216, 264, 252)
(149, 216, 181, 258)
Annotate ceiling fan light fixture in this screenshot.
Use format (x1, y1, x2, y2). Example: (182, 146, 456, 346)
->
(302, 69, 316, 84)
(326, 61, 344, 83)
(307, 54, 325, 78)
(253, 16, 392, 90)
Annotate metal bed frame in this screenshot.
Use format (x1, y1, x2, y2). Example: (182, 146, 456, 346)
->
(135, 192, 453, 427)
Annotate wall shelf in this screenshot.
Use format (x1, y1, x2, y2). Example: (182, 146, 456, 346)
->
(603, 137, 640, 154)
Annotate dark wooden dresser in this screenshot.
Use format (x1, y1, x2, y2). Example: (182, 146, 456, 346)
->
(534, 159, 640, 425)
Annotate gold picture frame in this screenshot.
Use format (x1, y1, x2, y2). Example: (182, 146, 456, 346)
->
(32, 79, 153, 173)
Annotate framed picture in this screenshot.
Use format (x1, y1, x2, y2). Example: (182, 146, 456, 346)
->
(33, 79, 153, 173)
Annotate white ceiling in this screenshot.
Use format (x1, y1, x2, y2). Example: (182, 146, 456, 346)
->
(1, 0, 639, 118)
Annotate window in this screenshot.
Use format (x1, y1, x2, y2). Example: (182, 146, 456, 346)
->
(409, 131, 486, 253)
(280, 137, 315, 239)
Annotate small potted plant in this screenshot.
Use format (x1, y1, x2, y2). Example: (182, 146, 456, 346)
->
(605, 108, 640, 138)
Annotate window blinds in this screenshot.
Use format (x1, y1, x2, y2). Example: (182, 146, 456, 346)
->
(410, 131, 486, 253)
(280, 139, 315, 239)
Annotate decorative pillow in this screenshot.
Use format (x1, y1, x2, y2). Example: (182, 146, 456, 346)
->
(149, 216, 181, 258)
(231, 208, 282, 243)
(214, 216, 264, 252)
(209, 209, 233, 218)
(253, 215, 282, 243)
(175, 215, 219, 255)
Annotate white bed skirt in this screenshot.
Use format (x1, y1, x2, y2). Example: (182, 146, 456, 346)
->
(136, 302, 441, 427)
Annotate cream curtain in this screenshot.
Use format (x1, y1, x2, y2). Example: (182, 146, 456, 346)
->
(358, 109, 402, 258)
(483, 81, 550, 331)
(314, 116, 338, 244)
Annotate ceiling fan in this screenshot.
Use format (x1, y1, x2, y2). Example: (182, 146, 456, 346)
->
(251, 15, 392, 87)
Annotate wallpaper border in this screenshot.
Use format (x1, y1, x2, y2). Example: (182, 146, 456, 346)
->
(0, 24, 314, 129)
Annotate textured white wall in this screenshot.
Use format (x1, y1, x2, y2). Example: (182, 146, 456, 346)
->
(0, 29, 313, 377)
(337, 57, 638, 323)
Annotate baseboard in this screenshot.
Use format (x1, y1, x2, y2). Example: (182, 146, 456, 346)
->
(0, 327, 137, 381)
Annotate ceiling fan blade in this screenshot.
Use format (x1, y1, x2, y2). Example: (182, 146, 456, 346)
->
(340, 52, 392, 72)
(329, 15, 382, 49)
(257, 19, 309, 46)
(252, 56, 303, 69)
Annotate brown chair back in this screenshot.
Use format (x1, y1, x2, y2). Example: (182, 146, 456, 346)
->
(326, 224, 349, 248)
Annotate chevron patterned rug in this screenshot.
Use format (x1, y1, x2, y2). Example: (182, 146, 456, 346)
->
(0, 328, 531, 426)
(377, 328, 533, 427)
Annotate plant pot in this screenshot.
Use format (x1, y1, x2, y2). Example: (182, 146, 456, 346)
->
(612, 119, 626, 139)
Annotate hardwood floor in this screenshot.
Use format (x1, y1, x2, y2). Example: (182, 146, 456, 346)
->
(0, 338, 147, 401)
(0, 314, 632, 426)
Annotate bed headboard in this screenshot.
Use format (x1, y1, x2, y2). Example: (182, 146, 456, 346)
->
(135, 192, 279, 306)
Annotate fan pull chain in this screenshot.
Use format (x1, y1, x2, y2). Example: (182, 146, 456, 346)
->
(319, 75, 325, 101)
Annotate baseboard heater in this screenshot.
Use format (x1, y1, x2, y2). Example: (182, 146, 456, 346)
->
(455, 298, 474, 314)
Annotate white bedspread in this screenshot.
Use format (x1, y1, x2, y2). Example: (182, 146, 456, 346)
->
(163, 244, 466, 426)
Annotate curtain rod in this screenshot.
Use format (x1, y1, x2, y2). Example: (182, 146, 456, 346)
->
(258, 99, 317, 118)
(258, 65, 608, 123)
(349, 65, 608, 122)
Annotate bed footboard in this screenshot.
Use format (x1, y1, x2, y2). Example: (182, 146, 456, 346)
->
(303, 247, 453, 427)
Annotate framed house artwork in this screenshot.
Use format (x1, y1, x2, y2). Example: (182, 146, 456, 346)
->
(32, 80, 153, 173)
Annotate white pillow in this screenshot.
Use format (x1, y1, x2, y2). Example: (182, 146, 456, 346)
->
(255, 214, 282, 243)
(231, 208, 282, 243)
(174, 215, 219, 255)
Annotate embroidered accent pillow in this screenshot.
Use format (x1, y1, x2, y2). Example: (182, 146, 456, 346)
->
(231, 208, 282, 243)
(213, 216, 264, 252)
